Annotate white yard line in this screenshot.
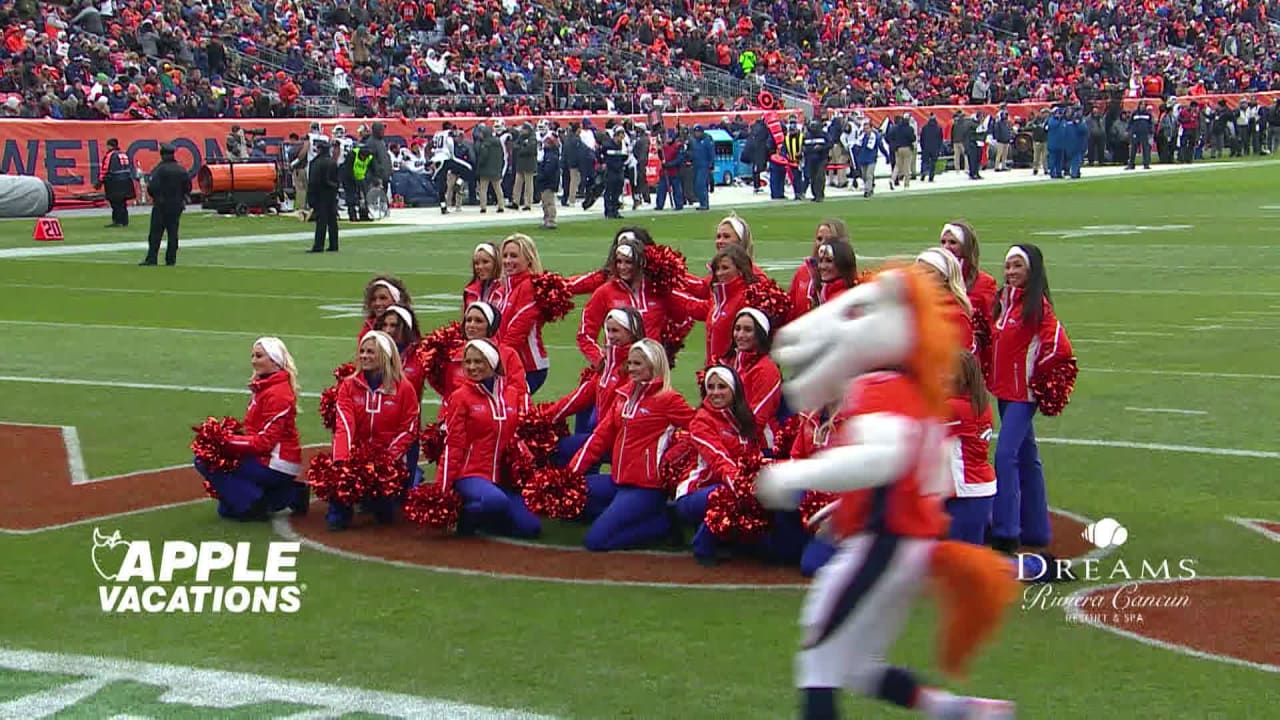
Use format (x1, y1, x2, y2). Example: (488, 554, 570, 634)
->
(1226, 516, 1280, 543)
(1058, 287, 1280, 297)
(1071, 338, 1132, 345)
(0, 319, 353, 341)
(1110, 331, 1175, 337)
(60, 426, 89, 485)
(1038, 437, 1278, 459)
(0, 374, 443, 406)
(1123, 407, 1208, 416)
(3, 282, 347, 302)
(1088, 367, 1280, 380)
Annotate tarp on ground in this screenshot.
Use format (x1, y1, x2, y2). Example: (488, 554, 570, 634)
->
(0, 174, 54, 217)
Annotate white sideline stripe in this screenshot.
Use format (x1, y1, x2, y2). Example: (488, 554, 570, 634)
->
(1058, 287, 1280, 297)
(2, 282, 347, 303)
(60, 426, 89, 485)
(1063, 577, 1280, 675)
(0, 319, 355, 343)
(1226, 516, 1280, 543)
(271, 516, 807, 591)
(0, 375, 444, 408)
(1089, 367, 1280, 380)
(0, 647, 558, 718)
(1038, 437, 1280, 459)
(1110, 331, 1174, 337)
(1123, 407, 1208, 416)
(1071, 338, 1132, 345)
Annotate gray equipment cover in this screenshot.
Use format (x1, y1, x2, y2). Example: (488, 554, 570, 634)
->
(0, 174, 55, 217)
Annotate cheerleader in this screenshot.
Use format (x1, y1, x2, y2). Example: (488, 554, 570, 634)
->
(569, 338, 695, 551)
(788, 219, 851, 321)
(792, 403, 845, 577)
(990, 243, 1073, 553)
(438, 339, 541, 538)
(685, 214, 763, 299)
(359, 275, 412, 340)
(915, 248, 975, 352)
(496, 233, 551, 394)
(547, 307, 644, 467)
(724, 308, 783, 447)
(945, 351, 996, 545)
(195, 337, 306, 520)
(462, 243, 506, 312)
(675, 244, 757, 366)
(567, 227, 656, 296)
(939, 221, 996, 349)
(375, 304, 428, 486)
(437, 302, 526, 408)
(328, 330, 420, 531)
(576, 238, 675, 368)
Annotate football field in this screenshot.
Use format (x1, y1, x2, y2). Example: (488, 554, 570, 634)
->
(1, 161, 1277, 719)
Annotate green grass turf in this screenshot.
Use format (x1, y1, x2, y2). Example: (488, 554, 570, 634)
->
(0, 160, 1277, 718)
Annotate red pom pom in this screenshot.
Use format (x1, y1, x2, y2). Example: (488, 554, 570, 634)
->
(191, 416, 245, 482)
(501, 444, 537, 490)
(971, 311, 993, 381)
(659, 430, 698, 496)
(772, 415, 806, 460)
(661, 316, 694, 368)
(1030, 356, 1078, 417)
(306, 446, 407, 506)
(403, 482, 462, 530)
(530, 272, 575, 323)
(515, 405, 570, 464)
(419, 422, 446, 465)
(744, 277, 791, 329)
(578, 366, 600, 386)
(703, 449, 772, 542)
(521, 466, 588, 520)
(798, 491, 839, 527)
(643, 244, 688, 296)
(418, 321, 465, 394)
(318, 363, 355, 432)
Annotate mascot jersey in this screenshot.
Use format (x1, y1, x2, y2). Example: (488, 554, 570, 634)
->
(831, 371, 949, 540)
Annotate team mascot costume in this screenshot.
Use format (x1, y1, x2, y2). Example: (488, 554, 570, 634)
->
(756, 265, 1019, 720)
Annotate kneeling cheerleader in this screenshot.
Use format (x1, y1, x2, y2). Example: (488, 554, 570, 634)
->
(194, 337, 306, 520)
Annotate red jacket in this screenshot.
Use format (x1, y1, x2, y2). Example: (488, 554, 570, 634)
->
(683, 262, 766, 300)
(438, 375, 528, 488)
(358, 317, 376, 344)
(789, 273, 850, 323)
(227, 370, 302, 475)
(945, 396, 995, 498)
(966, 270, 997, 327)
(943, 295, 975, 354)
(496, 271, 550, 371)
(726, 350, 782, 444)
(790, 411, 842, 460)
(462, 278, 507, 315)
(567, 269, 607, 296)
(990, 287, 1072, 402)
(576, 277, 672, 366)
(674, 274, 748, 366)
(570, 380, 696, 488)
(400, 342, 431, 406)
(676, 400, 756, 498)
(440, 344, 527, 410)
(332, 372, 420, 462)
(546, 343, 629, 424)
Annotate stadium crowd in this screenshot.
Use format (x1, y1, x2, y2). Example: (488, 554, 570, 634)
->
(1, 0, 1278, 120)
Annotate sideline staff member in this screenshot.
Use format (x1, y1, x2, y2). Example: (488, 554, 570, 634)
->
(96, 138, 136, 228)
(308, 139, 340, 253)
(140, 143, 191, 266)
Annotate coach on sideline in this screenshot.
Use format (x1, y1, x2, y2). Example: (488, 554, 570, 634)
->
(139, 144, 190, 267)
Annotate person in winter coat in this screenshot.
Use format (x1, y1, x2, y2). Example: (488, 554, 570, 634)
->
(723, 308, 784, 448)
(439, 338, 541, 538)
(990, 107, 1013, 171)
(655, 130, 686, 210)
(1086, 108, 1107, 166)
(474, 125, 506, 213)
(496, 234, 551, 393)
(918, 114, 943, 182)
(853, 119, 888, 197)
(328, 331, 420, 531)
(989, 244, 1073, 553)
(1068, 109, 1089, 178)
(788, 219, 851, 322)
(802, 121, 831, 201)
(513, 123, 538, 210)
(194, 337, 307, 520)
(537, 133, 560, 229)
(631, 124, 651, 209)
(888, 116, 916, 189)
(569, 339, 696, 551)
(748, 118, 773, 192)
(674, 244, 758, 366)
(1128, 101, 1153, 170)
(577, 239, 679, 367)
(1046, 108, 1067, 179)
(690, 125, 716, 210)
(561, 123, 583, 206)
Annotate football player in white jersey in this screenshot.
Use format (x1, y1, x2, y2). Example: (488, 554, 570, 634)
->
(431, 123, 473, 214)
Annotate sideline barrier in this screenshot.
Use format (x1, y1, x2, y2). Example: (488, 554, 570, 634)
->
(0, 110, 802, 195)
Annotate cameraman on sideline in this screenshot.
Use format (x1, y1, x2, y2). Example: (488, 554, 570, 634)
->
(226, 125, 249, 162)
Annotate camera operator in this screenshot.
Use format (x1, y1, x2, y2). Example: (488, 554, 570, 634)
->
(226, 125, 249, 162)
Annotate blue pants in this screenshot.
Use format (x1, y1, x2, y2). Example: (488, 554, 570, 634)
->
(676, 487, 804, 563)
(582, 473, 618, 521)
(692, 166, 710, 208)
(992, 400, 1050, 547)
(454, 476, 541, 538)
(525, 369, 548, 395)
(553, 408, 600, 470)
(584, 485, 670, 551)
(769, 162, 802, 198)
(194, 456, 299, 520)
(405, 440, 422, 488)
(1048, 146, 1063, 178)
(655, 174, 683, 210)
(675, 485, 719, 558)
(326, 450, 409, 526)
(799, 537, 837, 577)
(946, 496, 994, 545)
(1069, 151, 1083, 178)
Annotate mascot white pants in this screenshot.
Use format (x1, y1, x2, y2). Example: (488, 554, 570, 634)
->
(756, 266, 1018, 720)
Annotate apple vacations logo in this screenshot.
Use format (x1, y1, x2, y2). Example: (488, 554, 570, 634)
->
(92, 528, 304, 614)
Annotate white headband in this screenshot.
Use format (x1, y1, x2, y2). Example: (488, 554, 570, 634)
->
(466, 301, 496, 328)
(941, 223, 967, 245)
(605, 308, 633, 331)
(465, 338, 500, 369)
(737, 307, 771, 336)
(372, 280, 402, 303)
(254, 336, 287, 369)
(704, 366, 737, 391)
(615, 243, 635, 259)
(616, 230, 637, 244)
(630, 340, 661, 369)
(1005, 246, 1030, 266)
(817, 243, 835, 259)
(721, 216, 746, 241)
(473, 243, 497, 259)
(916, 249, 951, 277)
(387, 305, 414, 330)
(361, 330, 395, 359)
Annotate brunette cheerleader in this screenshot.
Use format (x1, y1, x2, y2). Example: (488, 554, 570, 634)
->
(195, 337, 307, 520)
(576, 238, 677, 368)
(375, 304, 429, 486)
(435, 302, 527, 411)
(684, 214, 764, 299)
(723, 308, 783, 448)
(566, 227, 657, 296)
(674, 244, 758, 366)
(438, 339, 541, 538)
(462, 243, 506, 312)
(496, 233, 551, 393)
(569, 339, 695, 551)
(789, 225, 855, 322)
(990, 244, 1073, 553)
(328, 330, 420, 531)
(359, 275, 412, 340)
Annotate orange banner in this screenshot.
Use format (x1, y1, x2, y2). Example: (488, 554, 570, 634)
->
(0, 110, 804, 196)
